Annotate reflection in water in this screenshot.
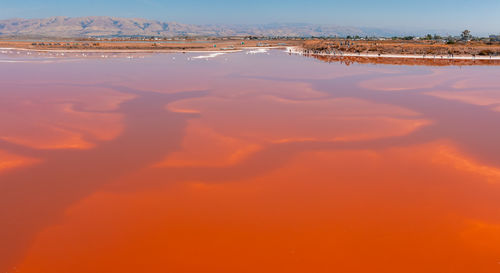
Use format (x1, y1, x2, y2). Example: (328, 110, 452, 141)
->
(309, 54, 500, 67)
(0, 84, 129, 149)
(1, 50, 500, 273)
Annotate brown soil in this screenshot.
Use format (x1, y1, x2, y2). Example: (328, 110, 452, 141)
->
(308, 54, 500, 66)
(302, 39, 500, 57)
(0, 39, 301, 52)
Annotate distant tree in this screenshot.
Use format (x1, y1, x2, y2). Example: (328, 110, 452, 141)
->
(433, 34, 442, 40)
(461, 29, 472, 41)
(425, 34, 433, 40)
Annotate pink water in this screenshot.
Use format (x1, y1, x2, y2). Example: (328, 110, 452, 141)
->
(1, 50, 500, 272)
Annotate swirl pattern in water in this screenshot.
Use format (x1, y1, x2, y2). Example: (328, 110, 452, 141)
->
(1, 50, 500, 273)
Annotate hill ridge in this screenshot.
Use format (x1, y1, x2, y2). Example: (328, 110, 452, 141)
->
(0, 16, 418, 37)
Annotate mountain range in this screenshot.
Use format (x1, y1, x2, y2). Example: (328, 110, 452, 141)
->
(0, 16, 439, 38)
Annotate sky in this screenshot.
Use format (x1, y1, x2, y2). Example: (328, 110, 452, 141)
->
(1, 0, 499, 34)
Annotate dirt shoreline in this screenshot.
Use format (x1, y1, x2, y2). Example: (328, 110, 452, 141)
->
(299, 39, 500, 61)
(305, 53, 500, 66)
(0, 47, 244, 54)
(288, 47, 500, 60)
(0, 39, 299, 53)
(3, 38, 500, 66)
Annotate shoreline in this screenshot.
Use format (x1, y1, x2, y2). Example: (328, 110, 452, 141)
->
(287, 47, 500, 61)
(0, 47, 244, 54)
(0, 38, 298, 54)
(0, 46, 285, 55)
(7, 45, 498, 60)
(2, 45, 500, 66)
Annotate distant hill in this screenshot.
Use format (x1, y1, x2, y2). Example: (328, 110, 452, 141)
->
(0, 16, 425, 38)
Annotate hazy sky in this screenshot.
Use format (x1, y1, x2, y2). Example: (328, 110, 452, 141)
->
(1, 0, 499, 34)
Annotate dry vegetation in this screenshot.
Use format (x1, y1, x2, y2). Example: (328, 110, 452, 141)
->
(302, 39, 500, 57)
(0, 39, 301, 52)
(310, 54, 500, 66)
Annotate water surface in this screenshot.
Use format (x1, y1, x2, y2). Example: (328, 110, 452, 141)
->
(1, 50, 500, 273)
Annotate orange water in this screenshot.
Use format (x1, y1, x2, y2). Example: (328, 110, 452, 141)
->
(1, 51, 500, 273)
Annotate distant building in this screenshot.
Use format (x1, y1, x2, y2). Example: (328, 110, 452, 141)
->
(489, 35, 500, 41)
